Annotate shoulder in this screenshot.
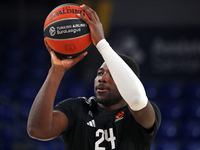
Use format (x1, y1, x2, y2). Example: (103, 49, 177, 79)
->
(53, 97, 95, 123)
(54, 96, 96, 109)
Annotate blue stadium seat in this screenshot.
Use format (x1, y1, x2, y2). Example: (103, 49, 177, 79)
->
(156, 119, 180, 140)
(18, 82, 37, 103)
(68, 81, 87, 98)
(29, 47, 49, 65)
(183, 100, 200, 119)
(0, 82, 13, 100)
(2, 63, 22, 81)
(1, 124, 15, 144)
(183, 82, 200, 99)
(4, 105, 16, 123)
(28, 65, 48, 81)
(180, 119, 200, 140)
(181, 140, 200, 150)
(160, 101, 182, 120)
(0, 101, 16, 124)
(156, 141, 180, 150)
(5, 47, 24, 63)
(158, 82, 182, 101)
(31, 139, 64, 150)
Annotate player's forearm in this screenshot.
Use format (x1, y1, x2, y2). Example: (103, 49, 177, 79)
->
(27, 67, 64, 138)
(96, 39, 148, 111)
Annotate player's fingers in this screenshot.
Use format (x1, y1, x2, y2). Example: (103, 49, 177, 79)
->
(80, 4, 99, 21)
(44, 41, 59, 61)
(44, 39, 52, 54)
(44, 39, 60, 62)
(50, 50, 57, 60)
(77, 13, 91, 25)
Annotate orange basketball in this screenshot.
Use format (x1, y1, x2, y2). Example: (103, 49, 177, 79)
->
(44, 3, 92, 59)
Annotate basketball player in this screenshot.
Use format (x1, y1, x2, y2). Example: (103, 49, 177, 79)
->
(27, 4, 161, 150)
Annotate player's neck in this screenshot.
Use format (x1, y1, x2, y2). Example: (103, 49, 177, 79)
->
(98, 100, 127, 111)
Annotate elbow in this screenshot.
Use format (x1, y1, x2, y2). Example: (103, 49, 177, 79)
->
(27, 126, 40, 139)
(128, 94, 148, 111)
(27, 125, 49, 141)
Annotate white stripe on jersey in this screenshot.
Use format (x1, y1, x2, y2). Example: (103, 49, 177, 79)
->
(87, 119, 96, 127)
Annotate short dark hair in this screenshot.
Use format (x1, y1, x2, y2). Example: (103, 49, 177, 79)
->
(118, 54, 140, 78)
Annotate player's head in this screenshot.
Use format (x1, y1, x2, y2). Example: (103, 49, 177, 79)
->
(118, 54, 140, 78)
(94, 54, 140, 108)
(94, 62, 123, 107)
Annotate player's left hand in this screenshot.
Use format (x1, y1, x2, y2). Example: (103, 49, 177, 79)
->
(44, 39, 87, 72)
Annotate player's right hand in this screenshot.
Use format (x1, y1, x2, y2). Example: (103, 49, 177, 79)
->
(44, 39, 87, 72)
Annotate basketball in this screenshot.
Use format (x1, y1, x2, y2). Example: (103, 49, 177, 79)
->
(44, 3, 92, 59)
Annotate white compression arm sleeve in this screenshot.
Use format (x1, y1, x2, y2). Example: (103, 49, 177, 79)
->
(96, 39, 148, 111)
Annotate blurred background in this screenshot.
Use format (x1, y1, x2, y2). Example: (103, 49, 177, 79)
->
(0, 0, 200, 149)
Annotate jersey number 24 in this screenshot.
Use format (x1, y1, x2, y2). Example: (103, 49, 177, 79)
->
(95, 128, 116, 150)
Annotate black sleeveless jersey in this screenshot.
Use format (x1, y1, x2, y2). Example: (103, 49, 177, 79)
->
(54, 97, 161, 150)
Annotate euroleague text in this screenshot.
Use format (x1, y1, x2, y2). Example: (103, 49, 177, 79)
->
(56, 23, 87, 34)
(50, 7, 86, 21)
(57, 28, 81, 34)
